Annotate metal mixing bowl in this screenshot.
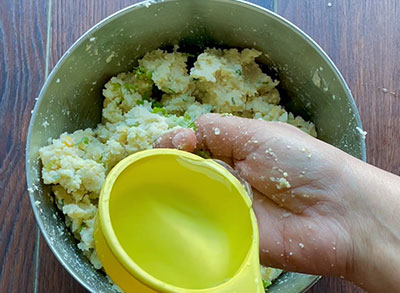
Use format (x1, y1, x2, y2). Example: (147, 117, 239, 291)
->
(26, 0, 366, 292)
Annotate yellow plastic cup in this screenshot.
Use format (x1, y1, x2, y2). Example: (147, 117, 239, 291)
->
(94, 149, 263, 292)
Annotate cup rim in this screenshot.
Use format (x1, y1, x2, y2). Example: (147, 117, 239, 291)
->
(98, 148, 259, 292)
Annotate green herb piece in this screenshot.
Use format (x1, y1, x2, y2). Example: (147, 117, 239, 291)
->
(46, 160, 56, 169)
(231, 97, 236, 105)
(142, 91, 152, 101)
(195, 150, 211, 159)
(262, 280, 272, 289)
(152, 107, 167, 116)
(124, 83, 137, 92)
(135, 66, 150, 80)
(183, 113, 197, 130)
(235, 69, 242, 76)
(135, 66, 145, 75)
(152, 101, 163, 108)
(110, 83, 121, 91)
(170, 114, 197, 130)
(76, 136, 89, 150)
(114, 97, 122, 105)
(187, 120, 197, 131)
(78, 223, 87, 233)
(77, 136, 89, 145)
(166, 87, 177, 94)
(146, 70, 154, 79)
(136, 100, 145, 105)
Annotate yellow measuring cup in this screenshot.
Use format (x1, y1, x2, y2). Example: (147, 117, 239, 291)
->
(94, 149, 263, 292)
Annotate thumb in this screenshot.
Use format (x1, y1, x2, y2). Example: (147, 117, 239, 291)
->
(154, 128, 197, 152)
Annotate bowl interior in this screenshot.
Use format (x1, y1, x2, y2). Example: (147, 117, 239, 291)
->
(26, 0, 365, 292)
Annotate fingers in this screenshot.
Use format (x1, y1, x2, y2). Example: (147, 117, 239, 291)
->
(253, 190, 319, 274)
(195, 114, 290, 194)
(195, 113, 269, 160)
(154, 128, 197, 152)
(195, 114, 331, 212)
(253, 190, 317, 272)
(252, 189, 287, 266)
(155, 114, 327, 211)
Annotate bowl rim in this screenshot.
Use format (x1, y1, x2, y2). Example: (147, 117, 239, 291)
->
(26, 0, 366, 292)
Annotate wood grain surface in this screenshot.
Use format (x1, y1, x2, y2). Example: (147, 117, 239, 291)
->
(1, 0, 399, 292)
(0, 0, 48, 292)
(278, 0, 400, 174)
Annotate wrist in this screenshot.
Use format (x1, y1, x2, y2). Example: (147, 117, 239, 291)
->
(344, 158, 400, 291)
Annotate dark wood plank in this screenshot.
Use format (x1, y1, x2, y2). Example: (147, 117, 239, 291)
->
(38, 1, 144, 291)
(278, 0, 400, 292)
(278, 0, 400, 174)
(0, 0, 48, 292)
(49, 0, 144, 70)
(247, 0, 275, 11)
(38, 235, 87, 293)
(48, 0, 274, 71)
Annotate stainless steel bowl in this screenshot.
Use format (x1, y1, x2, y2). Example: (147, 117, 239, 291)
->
(26, 0, 366, 292)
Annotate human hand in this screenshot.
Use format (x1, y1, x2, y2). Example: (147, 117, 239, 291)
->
(155, 113, 400, 292)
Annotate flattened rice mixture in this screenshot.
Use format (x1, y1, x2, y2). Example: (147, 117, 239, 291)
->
(39, 47, 316, 289)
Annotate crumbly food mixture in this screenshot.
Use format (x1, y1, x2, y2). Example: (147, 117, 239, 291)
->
(39, 47, 316, 287)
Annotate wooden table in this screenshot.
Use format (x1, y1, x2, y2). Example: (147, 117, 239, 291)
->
(1, 0, 398, 292)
